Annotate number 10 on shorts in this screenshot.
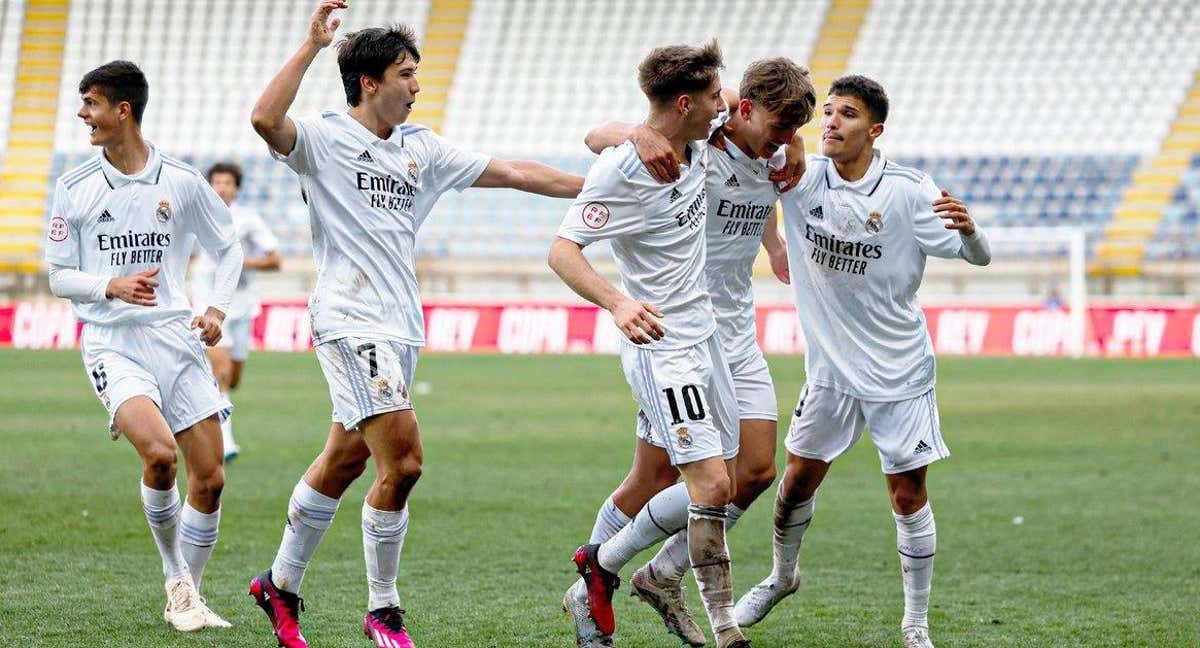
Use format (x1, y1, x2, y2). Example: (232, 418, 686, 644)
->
(662, 385, 706, 424)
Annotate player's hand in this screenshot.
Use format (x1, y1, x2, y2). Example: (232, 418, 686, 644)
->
(768, 240, 791, 285)
(105, 268, 159, 306)
(770, 135, 806, 193)
(191, 307, 226, 347)
(934, 189, 976, 236)
(632, 124, 679, 184)
(307, 0, 347, 48)
(611, 298, 665, 344)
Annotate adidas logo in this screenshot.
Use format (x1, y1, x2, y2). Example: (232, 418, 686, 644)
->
(724, 173, 739, 188)
(914, 440, 932, 455)
(357, 149, 374, 163)
(669, 187, 682, 203)
(809, 205, 824, 219)
(97, 209, 114, 223)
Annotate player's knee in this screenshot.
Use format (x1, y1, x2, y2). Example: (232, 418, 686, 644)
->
(890, 488, 927, 515)
(142, 444, 178, 479)
(191, 465, 226, 502)
(740, 461, 777, 499)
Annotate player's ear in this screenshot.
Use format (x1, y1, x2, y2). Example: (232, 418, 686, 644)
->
(360, 74, 377, 98)
(675, 93, 691, 116)
(869, 122, 884, 139)
(738, 98, 753, 121)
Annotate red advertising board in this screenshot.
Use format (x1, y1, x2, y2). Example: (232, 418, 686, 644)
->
(2, 300, 1198, 357)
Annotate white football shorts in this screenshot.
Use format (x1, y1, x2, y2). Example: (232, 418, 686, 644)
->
(316, 337, 418, 431)
(625, 335, 739, 466)
(80, 319, 231, 438)
(729, 348, 777, 421)
(216, 315, 253, 362)
(784, 384, 949, 474)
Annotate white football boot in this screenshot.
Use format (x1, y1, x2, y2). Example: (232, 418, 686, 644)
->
(732, 569, 801, 627)
(902, 626, 935, 648)
(162, 574, 206, 632)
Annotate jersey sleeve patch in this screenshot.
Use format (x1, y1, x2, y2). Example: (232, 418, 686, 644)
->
(581, 201, 611, 229)
(48, 215, 69, 242)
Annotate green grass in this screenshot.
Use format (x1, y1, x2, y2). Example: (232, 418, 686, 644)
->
(1, 350, 1197, 647)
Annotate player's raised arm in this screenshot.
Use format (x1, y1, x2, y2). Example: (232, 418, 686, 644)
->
(547, 237, 664, 344)
(251, 0, 347, 156)
(763, 210, 790, 284)
(471, 159, 583, 198)
(927, 188, 991, 266)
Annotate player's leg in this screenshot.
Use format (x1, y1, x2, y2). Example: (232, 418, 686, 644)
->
(674, 339, 745, 648)
(229, 359, 246, 390)
(174, 415, 225, 591)
(116, 397, 209, 632)
(866, 389, 947, 648)
(206, 343, 239, 461)
(734, 385, 863, 627)
(565, 431, 679, 646)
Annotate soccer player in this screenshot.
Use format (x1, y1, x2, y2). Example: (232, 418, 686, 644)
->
(191, 161, 282, 461)
(246, 3, 582, 647)
(45, 60, 243, 631)
(575, 58, 816, 645)
(733, 75, 991, 648)
(550, 41, 753, 648)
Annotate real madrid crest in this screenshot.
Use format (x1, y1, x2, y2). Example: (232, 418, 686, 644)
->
(377, 378, 394, 402)
(675, 426, 694, 449)
(156, 199, 171, 223)
(865, 210, 883, 234)
(406, 160, 419, 185)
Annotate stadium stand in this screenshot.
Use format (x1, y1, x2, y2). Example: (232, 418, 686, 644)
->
(0, 0, 1196, 293)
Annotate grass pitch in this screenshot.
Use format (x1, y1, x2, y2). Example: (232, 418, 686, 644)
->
(0, 350, 1197, 647)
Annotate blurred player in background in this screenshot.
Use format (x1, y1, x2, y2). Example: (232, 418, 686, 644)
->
(191, 161, 281, 461)
(246, 2, 582, 647)
(576, 57, 816, 645)
(734, 75, 991, 648)
(45, 60, 243, 632)
(550, 40, 755, 648)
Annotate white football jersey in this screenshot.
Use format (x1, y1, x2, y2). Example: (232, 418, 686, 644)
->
(558, 140, 715, 350)
(192, 202, 278, 320)
(45, 145, 237, 326)
(704, 139, 783, 363)
(781, 150, 977, 401)
(275, 111, 489, 346)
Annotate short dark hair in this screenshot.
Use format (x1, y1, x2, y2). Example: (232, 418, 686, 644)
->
(78, 60, 149, 123)
(828, 75, 888, 123)
(336, 25, 421, 107)
(638, 40, 724, 106)
(206, 162, 243, 188)
(740, 58, 817, 130)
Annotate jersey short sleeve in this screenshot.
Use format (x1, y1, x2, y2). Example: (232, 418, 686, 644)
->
(273, 115, 334, 175)
(44, 179, 80, 266)
(426, 131, 490, 193)
(557, 154, 644, 246)
(911, 175, 963, 259)
(185, 176, 238, 253)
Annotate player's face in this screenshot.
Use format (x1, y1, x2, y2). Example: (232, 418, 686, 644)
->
(819, 94, 881, 161)
(77, 87, 123, 147)
(683, 78, 724, 141)
(209, 172, 239, 206)
(740, 100, 797, 160)
(373, 55, 420, 126)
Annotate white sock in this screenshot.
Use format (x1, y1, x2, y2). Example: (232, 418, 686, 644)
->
(649, 502, 746, 584)
(179, 503, 220, 592)
(688, 504, 737, 635)
(220, 416, 236, 451)
(589, 495, 632, 544)
(772, 489, 815, 583)
(363, 502, 410, 611)
(271, 480, 340, 594)
(598, 482, 690, 574)
(895, 502, 936, 630)
(140, 482, 189, 581)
